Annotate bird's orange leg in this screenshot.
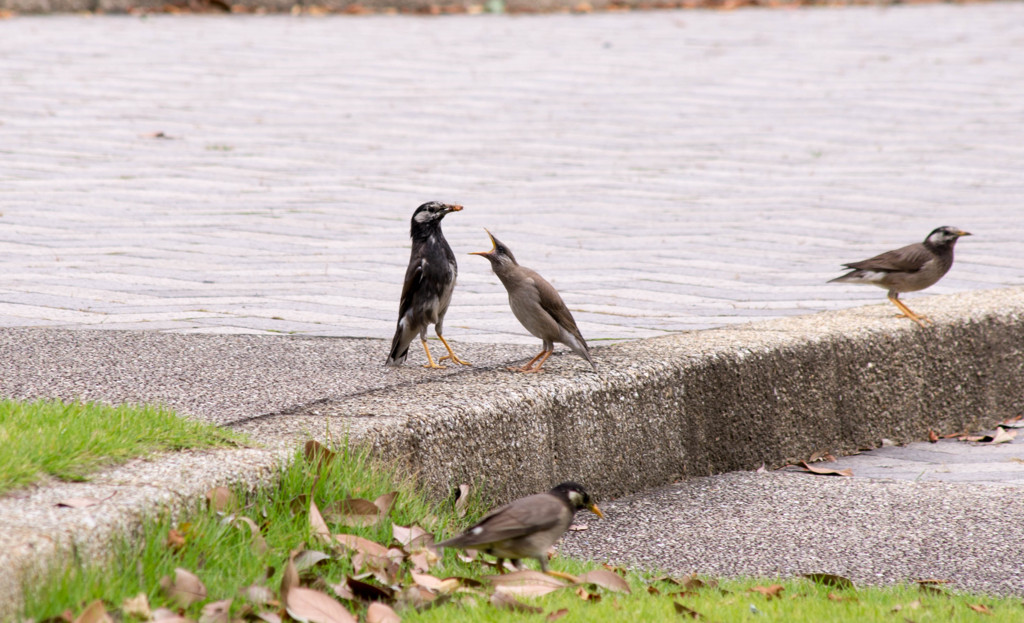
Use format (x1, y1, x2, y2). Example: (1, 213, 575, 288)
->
(437, 335, 471, 366)
(508, 350, 548, 373)
(421, 340, 446, 369)
(887, 294, 931, 327)
(520, 350, 552, 374)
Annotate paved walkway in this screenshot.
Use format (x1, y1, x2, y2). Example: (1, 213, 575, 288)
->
(2, 5, 1024, 346)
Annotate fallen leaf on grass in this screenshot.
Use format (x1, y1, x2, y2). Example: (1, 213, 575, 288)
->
(968, 603, 993, 615)
(165, 527, 187, 551)
(454, 483, 471, 517)
(891, 599, 921, 612)
(334, 534, 390, 558)
(198, 599, 231, 623)
(121, 593, 151, 619)
(802, 573, 855, 590)
(254, 612, 282, 623)
(242, 582, 276, 606)
(374, 491, 398, 515)
(796, 461, 853, 477)
(281, 550, 300, 604)
(292, 549, 332, 572)
(206, 486, 237, 512)
(304, 440, 336, 471)
(392, 524, 433, 550)
(160, 568, 207, 608)
(310, 499, 332, 543)
(749, 584, 784, 599)
(490, 589, 544, 613)
(827, 592, 857, 602)
(366, 602, 401, 623)
(574, 586, 601, 602)
(150, 608, 191, 622)
(74, 600, 112, 623)
(546, 608, 569, 621)
(224, 515, 269, 555)
(487, 570, 568, 597)
(323, 498, 383, 527)
(673, 602, 703, 619)
(578, 569, 631, 593)
(286, 587, 357, 623)
(347, 576, 394, 602)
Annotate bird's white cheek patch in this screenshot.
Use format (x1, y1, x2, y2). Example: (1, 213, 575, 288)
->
(567, 491, 583, 506)
(415, 211, 434, 224)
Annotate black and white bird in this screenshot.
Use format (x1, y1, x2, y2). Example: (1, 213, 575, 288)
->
(471, 230, 596, 373)
(829, 226, 971, 327)
(435, 482, 603, 574)
(385, 201, 470, 368)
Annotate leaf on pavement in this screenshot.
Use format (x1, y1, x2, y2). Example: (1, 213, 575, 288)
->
(286, 587, 357, 623)
(796, 461, 852, 477)
(928, 429, 940, 443)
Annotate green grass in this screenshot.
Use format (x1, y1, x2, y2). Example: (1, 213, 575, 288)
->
(18, 441, 1024, 622)
(0, 398, 243, 494)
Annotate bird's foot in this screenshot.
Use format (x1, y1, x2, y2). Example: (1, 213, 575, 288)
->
(439, 354, 471, 366)
(507, 365, 543, 374)
(896, 312, 932, 327)
(423, 362, 447, 369)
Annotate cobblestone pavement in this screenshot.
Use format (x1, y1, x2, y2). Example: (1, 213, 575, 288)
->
(2, 5, 1024, 347)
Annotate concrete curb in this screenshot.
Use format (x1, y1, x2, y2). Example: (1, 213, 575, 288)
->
(237, 287, 1024, 501)
(2, 288, 1023, 616)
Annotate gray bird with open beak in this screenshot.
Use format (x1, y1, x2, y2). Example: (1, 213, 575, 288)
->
(471, 230, 597, 373)
(829, 225, 971, 327)
(435, 481, 603, 574)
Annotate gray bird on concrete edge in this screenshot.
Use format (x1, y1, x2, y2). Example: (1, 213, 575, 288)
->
(829, 225, 971, 327)
(435, 481, 603, 576)
(471, 229, 597, 373)
(386, 201, 470, 369)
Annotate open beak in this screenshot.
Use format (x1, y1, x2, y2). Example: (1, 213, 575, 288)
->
(469, 228, 497, 257)
(588, 503, 604, 519)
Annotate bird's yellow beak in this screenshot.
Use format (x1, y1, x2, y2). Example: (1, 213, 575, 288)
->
(588, 503, 604, 519)
(469, 228, 497, 257)
(955, 230, 971, 237)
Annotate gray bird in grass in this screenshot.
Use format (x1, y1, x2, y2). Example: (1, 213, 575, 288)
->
(471, 230, 597, 373)
(829, 226, 971, 327)
(435, 482, 603, 574)
(385, 201, 470, 369)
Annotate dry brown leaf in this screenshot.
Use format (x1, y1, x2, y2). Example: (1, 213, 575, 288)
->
(334, 534, 390, 558)
(293, 549, 332, 572)
(151, 608, 189, 621)
(286, 587, 357, 623)
(673, 601, 703, 619)
(827, 592, 858, 603)
(749, 584, 784, 599)
(797, 461, 853, 477)
(323, 498, 382, 527)
(346, 577, 394, 602)
(409, 551, 432, 573)
(73, 600, 112, 623)
(374, 492, 398, 516)
(491, 590, 543, 613)
(304, 440, 336, 471)
(648, 585, 661, 596)
(243, 583, 276, 606)
(310, 499, 332, 543)
(991, 428, 1017, 444)
(802, 573, 854, 590)
(160, 568, 207, 608)
(546, 608, 569, 622)
(578, 569, 631, 593)
(254, 612, 282, 623)
(410, 572, 446, 592)
(574, 586, 601, 602)
(487, 570, 568, 590)
(206, 486, 237, 512)
(121, 592, 151, 619)
(198, 599, 232, 623)
(968, 603, 992, 615)
(928, 429, 940, 443)
(919, 584, 947, 596)
(281, 550, 300, 604)
(226, 515, 269, 555)
(366, 602, 401, 623)
(166, 528, 186, 551)
(454, 483, 471, 517)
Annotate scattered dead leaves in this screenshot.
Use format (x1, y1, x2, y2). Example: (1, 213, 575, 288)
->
(794, 461, 853, 477)
(749, 584, 785, 600)
(959, 427, 1017, 444)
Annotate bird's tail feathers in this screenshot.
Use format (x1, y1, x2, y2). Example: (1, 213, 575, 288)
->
(385, 324, 413, 367)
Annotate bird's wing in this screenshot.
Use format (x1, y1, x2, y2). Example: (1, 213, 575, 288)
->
(844, 242, 932, 273)
(438, 493, 566, 547)
(527, 269, 583, 337)
(397, 257, 426, 321)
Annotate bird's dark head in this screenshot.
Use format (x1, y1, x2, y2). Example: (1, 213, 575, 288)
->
(924, 226, 971, 249)
(469, 229, 518, 267)
(411, 201, 462, 237)
(550, 481, 604, 518)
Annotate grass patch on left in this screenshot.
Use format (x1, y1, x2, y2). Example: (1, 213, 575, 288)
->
(0, 398, 243, 494)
